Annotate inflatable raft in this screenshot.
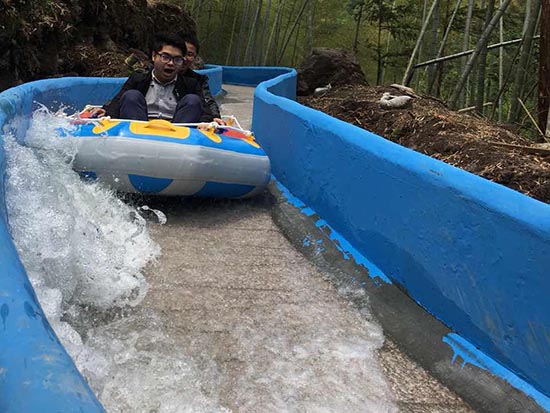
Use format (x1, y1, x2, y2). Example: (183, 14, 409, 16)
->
(61, 115, 271, 198)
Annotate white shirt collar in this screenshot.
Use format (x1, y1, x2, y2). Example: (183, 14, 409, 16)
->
(152, 70, 177, 86)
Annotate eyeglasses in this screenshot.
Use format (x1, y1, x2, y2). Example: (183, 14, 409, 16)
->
(156, 52, 185, 66)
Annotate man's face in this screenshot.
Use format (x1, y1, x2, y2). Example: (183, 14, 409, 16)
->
(151, 45, 185, 83)
(182, 42, 197, 72)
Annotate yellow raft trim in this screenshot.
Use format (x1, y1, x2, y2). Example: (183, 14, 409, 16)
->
(242, 134, 260, 149)
(92, 119, 120, 134)
(198, 126, 223, 143)
(129, 119, 191, 139)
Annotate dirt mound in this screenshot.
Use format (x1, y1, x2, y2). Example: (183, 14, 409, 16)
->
(297, 48, 367, 96)
(300, 85, 550, 204)
(0, 0, 195, 90)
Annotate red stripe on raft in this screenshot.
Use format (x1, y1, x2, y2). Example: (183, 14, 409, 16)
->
(221, 129, 249, 139)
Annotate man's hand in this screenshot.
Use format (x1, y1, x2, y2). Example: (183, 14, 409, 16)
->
(197, 119, 226, 130)
(197, 122, 213, 131)
(88, 108, 106, 118)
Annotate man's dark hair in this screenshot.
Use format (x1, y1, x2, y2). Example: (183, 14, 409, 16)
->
(151, 33, 187, 55)
(182, 33, 200, 55)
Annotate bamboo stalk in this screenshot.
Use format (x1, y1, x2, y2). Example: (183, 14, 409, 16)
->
(402, 0, 440, 86)
(449, 0, 513, 108)
(518, 98, 549, 141)
(426, 0, 463, 94)
(414, 37, 539, 69)
(457, 102, 493, 113)
(488, 141, 550, 155)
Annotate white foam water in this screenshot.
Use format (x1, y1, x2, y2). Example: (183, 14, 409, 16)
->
(5, 109, 152, 310)
(3, 108, 229, 412)
(227, 296, 398, 413)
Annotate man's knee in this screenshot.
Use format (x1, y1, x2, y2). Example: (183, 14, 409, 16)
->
(179, 94, 202, 108)
(119, 90, 147, 120)
(121, 90, 145, 104)
(173, 94, 203, 123)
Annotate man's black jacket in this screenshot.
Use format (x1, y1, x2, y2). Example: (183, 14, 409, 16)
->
(183, 69, 221, 119)
(102, 69, 214, 122)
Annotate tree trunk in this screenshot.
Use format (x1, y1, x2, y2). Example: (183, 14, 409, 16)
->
(489, 41, 523, 119)
(449, 0, 513, 108)
(235, 0, 251, 65)
(427, 0, 463, 95)
(192, 0, 206, 18)
(264, 0, 285, 65)
(278, 0, 309, 64)
(214, 0, 233, 60)
(469, 0, 485, 107)
(415, 0, 430, 90)
(292, 18, 302, 66)
(225, 4, 240, 65)
(498, 0, 504, 121)
(545, 99, 550, 140)
(257, 0, 272, 65)
(191, 0, 198, 18)
(353, 3, 364, 54)
(539, 0, 550, 132)
(426, 0, 441, 92)
(510, 0, 541, 122)
(460, 0, 475, 107)
(376, 0, 384, 85)
(306, 0, 314, 55)
(475, 0, 496, 115)
(381, 0, 397, 84)
(402, 0, 441, 86)
(244, 0, 263, 65)
(202, 0, 215, 55)
(279, 0, 299, 62)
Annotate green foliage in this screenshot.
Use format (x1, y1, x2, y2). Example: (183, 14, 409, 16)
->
(2, 0, 539, 126)
(346, 0, 365, 20)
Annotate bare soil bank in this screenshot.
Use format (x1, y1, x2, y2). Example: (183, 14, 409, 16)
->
(300, 84, 550, 204)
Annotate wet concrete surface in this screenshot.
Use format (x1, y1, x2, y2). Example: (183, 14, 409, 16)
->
(141, 85, 476, 412)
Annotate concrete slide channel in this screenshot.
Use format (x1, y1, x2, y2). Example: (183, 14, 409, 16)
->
(0, 66, 548, 412)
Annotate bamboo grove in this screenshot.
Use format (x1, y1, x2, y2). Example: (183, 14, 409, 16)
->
(174, 0, 549, 136)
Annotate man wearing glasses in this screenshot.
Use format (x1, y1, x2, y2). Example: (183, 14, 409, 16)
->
(181, 34, 224, 125)
(91, 33, 212, 123)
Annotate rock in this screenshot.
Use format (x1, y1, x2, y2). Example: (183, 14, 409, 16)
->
(379, 92, 413, 109)
(389, 84, 419, 98)
(314, 84, 332, 97)
(297, 48, 367, 96)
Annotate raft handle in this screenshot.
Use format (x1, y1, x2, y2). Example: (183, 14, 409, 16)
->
(143, 119, 178, 132)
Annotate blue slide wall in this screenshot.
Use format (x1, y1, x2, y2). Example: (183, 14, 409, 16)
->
(0, 78, 124, 413)
(250, 67, 550, 405)
(1, 66, 549, 410)
(202, 65, 223, 96)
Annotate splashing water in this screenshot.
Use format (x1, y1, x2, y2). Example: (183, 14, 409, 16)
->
(76, 311, 230, 413)
(3, 108, 229, 412)
(5, 108, 156, 310)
